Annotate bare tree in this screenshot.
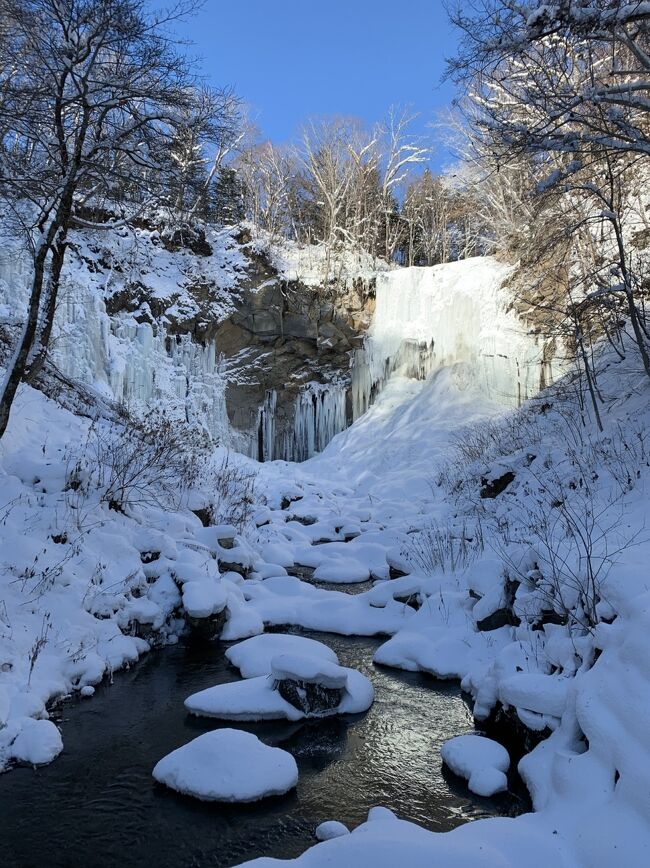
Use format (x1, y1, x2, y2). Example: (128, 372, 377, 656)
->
(448, 1, 650, 162)
(299, 117, 360, 247)
(379, 107, 430, 260)
(237, 140, 296, 238)
(0, 0, 212, 438)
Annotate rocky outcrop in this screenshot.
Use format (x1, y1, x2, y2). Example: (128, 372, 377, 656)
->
(276, 679, 344, 716)
(65, 223, 378, 461)
(480, 470, 516, 499)
(212, 238, 376, 459)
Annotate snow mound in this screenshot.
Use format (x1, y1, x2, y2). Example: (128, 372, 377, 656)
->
(10, 719, 63, 766)
(441, 734, 509, 797)
(315, 821, 350, 841)
(270, 654, 348, 689)
(152, 728, 298, 802)
(225, 634, 339, 679)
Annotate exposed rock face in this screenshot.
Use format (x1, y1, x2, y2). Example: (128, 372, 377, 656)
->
(80, 223, 377, 461)
(186, 609, 227, 641)
(480, 470, 516, 499)
(475, 576, 521, 632)
(211, 240, 376, 459)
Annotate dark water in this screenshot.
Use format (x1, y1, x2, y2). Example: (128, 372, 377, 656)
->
(0, 633, 525, 868)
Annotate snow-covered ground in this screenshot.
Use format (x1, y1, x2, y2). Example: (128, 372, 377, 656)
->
(1, 245, 649, 867)
(231, 341, 650, 867)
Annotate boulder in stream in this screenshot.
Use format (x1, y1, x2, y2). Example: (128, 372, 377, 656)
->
(152, 728, 298, 802)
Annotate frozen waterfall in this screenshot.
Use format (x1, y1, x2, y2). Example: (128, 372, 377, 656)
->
(1, 241, 557, 465)
(352, 257, 557, 420)
(257, 383, 348, 463)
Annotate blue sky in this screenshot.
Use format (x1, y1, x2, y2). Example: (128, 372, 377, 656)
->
(175, 1, 459, 170)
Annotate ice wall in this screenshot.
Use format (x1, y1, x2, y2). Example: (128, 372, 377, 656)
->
(0, 243, 232, 446)
(51, 302, 231, 445)
(352, 257, 557, 418)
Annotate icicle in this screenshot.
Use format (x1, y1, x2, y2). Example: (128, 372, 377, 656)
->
(257, 390, 278, 462)
(290, 383, 347, 461)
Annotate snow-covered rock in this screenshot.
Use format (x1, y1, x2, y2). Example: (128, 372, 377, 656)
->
(152, 728, 298, 802)
(10, 719, 63, 766)
(315, 820, 350, 841)
(182, 581, 227, 619)
(185, 657, 374, 721)
(441, 734, 510, 796)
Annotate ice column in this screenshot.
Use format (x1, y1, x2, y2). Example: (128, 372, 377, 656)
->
(292, 383, 347, 462)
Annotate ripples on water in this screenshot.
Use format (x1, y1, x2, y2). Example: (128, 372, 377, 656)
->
(0, 632, 526, 867)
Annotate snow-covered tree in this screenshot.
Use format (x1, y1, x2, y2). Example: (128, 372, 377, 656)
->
(0, 0, 234, 437)
(168, 86, 242, 220)
(447, 0, 650, 381)
(448, 0, 650, 162)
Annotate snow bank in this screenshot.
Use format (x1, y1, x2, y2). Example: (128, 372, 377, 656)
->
(237, 805, 567, 868)
(9, 719, 63, 767)
(0, 384, 251, 770)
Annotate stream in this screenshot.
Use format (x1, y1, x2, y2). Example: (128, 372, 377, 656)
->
(1, 631, 527, 867)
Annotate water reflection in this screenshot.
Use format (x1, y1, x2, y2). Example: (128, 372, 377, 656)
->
(0, 633, 525, 867)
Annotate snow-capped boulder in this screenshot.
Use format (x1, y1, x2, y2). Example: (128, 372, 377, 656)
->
(213, 525, 237, 550)
(182, 581, 227, 619)
(270, 654, 348, 688)
(271, 653, 348, 715)
(313, 559, 370, 584)
(10, 719, 63, 766)
(441, 734, 510, 796)
(152, 728, 298, 802)
(185, 658, 374, 721)
(225, 633, 339, 679)
(182, 581, 227, 639)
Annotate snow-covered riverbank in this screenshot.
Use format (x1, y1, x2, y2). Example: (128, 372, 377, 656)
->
(1, 255, 649, 867)
(233, 345, 650, 868)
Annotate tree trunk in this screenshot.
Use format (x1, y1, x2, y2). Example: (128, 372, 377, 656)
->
(576, 320, 603, 433)
(0, 244, 50, 438)
(624, 288, 650, 379)
(26, 238, 68, 382)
